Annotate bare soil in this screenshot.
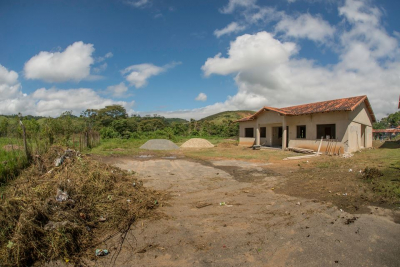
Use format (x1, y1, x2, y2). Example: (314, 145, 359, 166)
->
(87, 154, 400, 267)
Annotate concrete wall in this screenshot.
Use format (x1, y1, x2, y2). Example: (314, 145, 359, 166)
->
(347, 102, 373, 151)
(257, 111, 283, 124)
(285, 111, 349, 141)
(349, 102, 373, 126)
(238, 121, 256, 146)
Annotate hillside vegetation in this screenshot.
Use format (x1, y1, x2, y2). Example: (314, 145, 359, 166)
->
(373, 111, 400, 129)
(199, 110, 254, 124)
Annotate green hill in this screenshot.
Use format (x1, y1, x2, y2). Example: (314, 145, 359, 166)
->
(165, 118, 188, 124)
(199, 110, 255, 124)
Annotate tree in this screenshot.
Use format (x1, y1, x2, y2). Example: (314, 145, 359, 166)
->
(0, 118, 9, 137)
(98, 105, 128, 127)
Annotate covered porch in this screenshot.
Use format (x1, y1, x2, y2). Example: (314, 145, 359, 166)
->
(254, 115, 289, 150)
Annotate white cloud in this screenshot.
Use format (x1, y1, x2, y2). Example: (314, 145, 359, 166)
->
(214, 22, 246, 38)
(122, 61, 181, 88)
(0, 64, 134, 116)
(96, 52, 113, 63)
(195, 93, 207, 102)
(93, 63, 108, 74)
(106, 82, 129, 97)
(31, 87, 134, 116)
(339, 0, 381, 25)
(202, 32, 298, 76)
(24, 41, 95, 83)
(125, 0, 151, 8)
(0, 64, 18, 85)
(196, 0, 400, 120)
(220, 0, 257, 14)
(275, 14, 335, 42)
(0, 64, 28, 114)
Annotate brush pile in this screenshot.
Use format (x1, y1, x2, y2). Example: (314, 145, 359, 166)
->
(0, 146, 165, 266)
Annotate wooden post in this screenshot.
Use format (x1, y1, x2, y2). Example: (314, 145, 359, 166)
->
(18, 113, 31, 161)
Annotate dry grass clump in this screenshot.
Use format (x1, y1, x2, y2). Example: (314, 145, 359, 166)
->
(0, 146, 165, 266)
(216, 140, 238, 148)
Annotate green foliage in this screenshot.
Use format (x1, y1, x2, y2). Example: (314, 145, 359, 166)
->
(100, 127, 120, 139)
(199, 110, 254, 124)
(373, 111, 400, 129)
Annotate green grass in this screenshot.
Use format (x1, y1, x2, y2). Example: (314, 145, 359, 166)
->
(0, 138, 29, 185)
(308, 147, 400, 203)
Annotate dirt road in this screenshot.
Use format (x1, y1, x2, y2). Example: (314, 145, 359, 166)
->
(93, 156, 400, 266)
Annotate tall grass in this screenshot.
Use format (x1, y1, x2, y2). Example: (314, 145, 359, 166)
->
(0, 138, 29, 185)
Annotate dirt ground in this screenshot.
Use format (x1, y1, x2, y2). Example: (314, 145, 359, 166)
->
(84, 153, 400, 267)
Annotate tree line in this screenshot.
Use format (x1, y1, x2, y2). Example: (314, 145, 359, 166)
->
(0, 105, 239, 144)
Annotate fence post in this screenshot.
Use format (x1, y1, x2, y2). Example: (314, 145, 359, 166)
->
(18, 113, 31, 162)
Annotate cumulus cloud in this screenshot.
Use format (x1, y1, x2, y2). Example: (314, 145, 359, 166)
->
(275, 14, 335, 42)
(31, 87, 134, 116)
(195, 0, 400, 120)
(0, 64, 32, 115)
(24, 41, 95, 83)
(106, 82, 129, 97)
(122, 61, 181, 88)
(0, 64, 134, 116)
(214, 22, 246, 38)
(202, 32, 298, 76)
(195, 93, 207, 101)
(0, 64, 18, 85)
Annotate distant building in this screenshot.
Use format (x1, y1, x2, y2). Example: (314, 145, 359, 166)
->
(236, 95, 375, 153)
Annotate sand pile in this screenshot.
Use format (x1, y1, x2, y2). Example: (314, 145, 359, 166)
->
(140, 139, 179, 150)
(181, 138, 214, 148)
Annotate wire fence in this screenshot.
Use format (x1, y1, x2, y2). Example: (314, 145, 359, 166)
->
(0, 116, 101, 184)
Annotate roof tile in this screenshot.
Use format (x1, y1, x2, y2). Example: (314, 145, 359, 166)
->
(236, 95, 376, 122)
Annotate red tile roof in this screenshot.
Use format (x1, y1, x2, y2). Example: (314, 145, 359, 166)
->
(236, 95, 376, 123)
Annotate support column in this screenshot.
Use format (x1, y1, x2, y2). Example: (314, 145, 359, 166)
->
(282, 116, 287, 150)
(255, 123, 260, 146)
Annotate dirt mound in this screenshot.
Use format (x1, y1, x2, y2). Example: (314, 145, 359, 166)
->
(180, 138, 214, 148)
(0, 146, 166, 266)
(140, 139, 179, 150)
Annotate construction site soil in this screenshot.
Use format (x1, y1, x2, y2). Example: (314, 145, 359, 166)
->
(89, 153, 400, 267)
(140, 139, 179, 150)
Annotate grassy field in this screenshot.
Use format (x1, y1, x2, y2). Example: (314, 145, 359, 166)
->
(0, 138, 29, 185)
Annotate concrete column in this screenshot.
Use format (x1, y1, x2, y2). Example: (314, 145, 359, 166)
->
(255, 123, 260, 146)
(282, 116, 287, 150)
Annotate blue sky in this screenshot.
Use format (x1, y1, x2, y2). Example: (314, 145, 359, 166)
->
(0, 0, 399, 119)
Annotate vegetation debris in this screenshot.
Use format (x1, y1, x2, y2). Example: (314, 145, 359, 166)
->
(0, 146, 166, 266)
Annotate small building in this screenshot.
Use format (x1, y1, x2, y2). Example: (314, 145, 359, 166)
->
(373, 126, 400, 140)
(236, 95, 376, 154)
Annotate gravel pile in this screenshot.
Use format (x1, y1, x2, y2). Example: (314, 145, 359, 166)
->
(140, 139, 180, 150)
(180, 138, 214, 148)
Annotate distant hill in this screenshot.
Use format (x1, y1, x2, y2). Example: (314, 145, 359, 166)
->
(165, 118, 188, 124)
(199, 110, 255, 124)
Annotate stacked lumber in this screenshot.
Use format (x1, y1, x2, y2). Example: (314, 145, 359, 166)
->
(288, 147, 315, 154)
